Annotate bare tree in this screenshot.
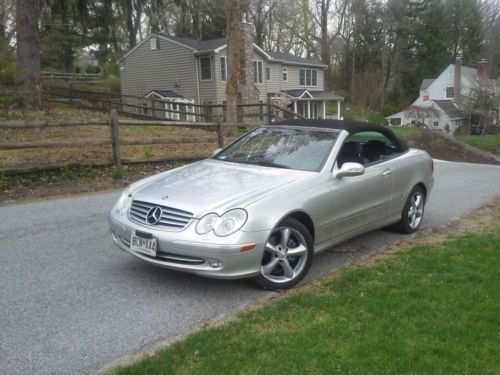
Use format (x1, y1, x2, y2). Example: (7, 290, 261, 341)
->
(0, 0, 15, 59)
(403, 106, 441, 127)
(16, 0, 41, 109)
(352, 68, 384, 120)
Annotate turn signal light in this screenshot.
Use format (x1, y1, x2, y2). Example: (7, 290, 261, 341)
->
(240, 244, 256, 252)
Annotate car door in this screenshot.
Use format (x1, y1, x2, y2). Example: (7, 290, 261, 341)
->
(325, 132, 396, 239)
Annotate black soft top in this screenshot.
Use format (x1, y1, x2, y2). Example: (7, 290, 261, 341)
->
(273, 119, 408, 152)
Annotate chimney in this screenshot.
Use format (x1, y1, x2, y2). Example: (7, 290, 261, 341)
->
(238, 22, 259, 106)
(477, 59, 488, 79)
(454, 56, 462, 105)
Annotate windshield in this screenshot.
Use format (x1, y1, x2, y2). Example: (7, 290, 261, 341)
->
(214, 127, 339, 172)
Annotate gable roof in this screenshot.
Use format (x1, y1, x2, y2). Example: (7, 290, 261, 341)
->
(420, 79, 435, 91)
(164, 35, 226, 51)
(122, 33, 326, 68)
(461, 66, 477, 82)
(282, 89, 344, 101)
(266, 51, 325, 67)
(145, 89, 184, 99)
(433, 100, 464, 119)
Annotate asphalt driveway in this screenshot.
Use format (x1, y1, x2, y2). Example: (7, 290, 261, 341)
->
(0, 160, 499, 375)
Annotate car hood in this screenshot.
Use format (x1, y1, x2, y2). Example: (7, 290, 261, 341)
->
(131, 159, 311, 217)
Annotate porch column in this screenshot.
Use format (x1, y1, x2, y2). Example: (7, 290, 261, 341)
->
(322, 101, 326, 119)
(293, 101, 297, 115)
(307, 100, 311, 119)
(337, 101, 341, 120)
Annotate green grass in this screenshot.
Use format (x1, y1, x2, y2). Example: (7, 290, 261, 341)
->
(114, 228, 500, 375)
(327, 102, 387, 125)
(457, 134, 500, 155)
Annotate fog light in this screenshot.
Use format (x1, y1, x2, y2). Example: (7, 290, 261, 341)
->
(209, 258, 222, 268)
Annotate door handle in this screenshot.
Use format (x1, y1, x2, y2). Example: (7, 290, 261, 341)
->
(382, 168, 392, 176)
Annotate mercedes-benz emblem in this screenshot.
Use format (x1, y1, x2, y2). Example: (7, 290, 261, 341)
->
(146, 206, 162, 225)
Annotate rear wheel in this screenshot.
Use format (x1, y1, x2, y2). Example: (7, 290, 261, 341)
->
(254, 217, 313, 290)
(394, 186, 425, 234)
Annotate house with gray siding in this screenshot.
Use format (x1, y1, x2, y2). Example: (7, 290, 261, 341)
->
(119, 33, 344, 121)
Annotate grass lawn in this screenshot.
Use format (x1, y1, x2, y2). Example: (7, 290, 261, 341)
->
(113, 216, 500, 374)
(0, 105, 220, 170)
(457, 134, 500, 155)
(327, 102, 387, 125)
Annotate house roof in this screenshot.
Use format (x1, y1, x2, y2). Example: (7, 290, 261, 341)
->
(164, 35, 226, 51)
(461, 66, 477, 82)
(420, 79, 435, 91)
(146, 89, 184, 98)
(267, 51, 325, 67)
(158, 34, 325, 67)
(433, 100, 464, 119)
(282, 89, 344, 101)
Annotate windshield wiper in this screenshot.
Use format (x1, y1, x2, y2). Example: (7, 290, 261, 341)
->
(239, 160, 291, 169)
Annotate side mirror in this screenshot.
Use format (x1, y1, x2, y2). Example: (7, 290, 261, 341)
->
(335, 162, 365, 178)
(212, 148, 222, 156)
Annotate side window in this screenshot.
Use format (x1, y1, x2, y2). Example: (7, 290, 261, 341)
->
(337, 131, 400, 167)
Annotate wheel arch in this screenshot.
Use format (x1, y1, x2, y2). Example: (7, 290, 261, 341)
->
(415, 182, 428, 201)
(280, 210, 315, 242)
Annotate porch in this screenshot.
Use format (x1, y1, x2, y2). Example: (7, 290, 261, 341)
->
(282, 89, 344, 120)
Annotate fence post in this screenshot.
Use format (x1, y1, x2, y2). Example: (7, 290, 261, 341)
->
(267, 98, 272, 124)
(217, 118, 224, 148)
(110, 109, 121, 167)
(69, 83, 74, 104)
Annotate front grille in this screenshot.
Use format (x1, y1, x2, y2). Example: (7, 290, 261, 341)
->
(129, 200, 193, 230)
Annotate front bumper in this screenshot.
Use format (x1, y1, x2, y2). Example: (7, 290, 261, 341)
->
(109, 211, 270, 279)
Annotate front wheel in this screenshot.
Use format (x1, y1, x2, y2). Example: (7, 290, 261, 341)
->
(394, 186, 425, 234)
(254, 217, 313, 290)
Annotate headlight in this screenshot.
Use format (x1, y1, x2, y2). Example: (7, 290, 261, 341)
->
(196, 209, 248, 237)
(114, 188, 133, 215)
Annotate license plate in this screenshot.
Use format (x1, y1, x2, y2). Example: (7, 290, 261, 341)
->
(130, 231, 157, 257)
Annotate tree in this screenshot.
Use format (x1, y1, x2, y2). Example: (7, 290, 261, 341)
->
(0, 0, 15, 60)
(225, 0, 240, 125)
(16, 0, 41, 109)
(465, 86, 500, 133)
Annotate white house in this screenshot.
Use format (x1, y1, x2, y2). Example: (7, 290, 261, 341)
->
(386, 58, 488, 133)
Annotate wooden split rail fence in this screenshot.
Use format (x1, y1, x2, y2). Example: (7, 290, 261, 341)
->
(42, 85, 305, 123)
(0, 111, 253, 175)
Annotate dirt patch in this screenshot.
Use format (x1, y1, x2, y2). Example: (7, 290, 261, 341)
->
(402, 131, 500, 164)
(0, 161, 191, 205)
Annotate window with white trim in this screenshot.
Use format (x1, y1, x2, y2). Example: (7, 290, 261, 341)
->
(445, 87, 454, 98)
(254, 61, 263, 84)
(265, 67, 271, 81)
(299, 68, 317, 86)
(220, 57, 227, 82)
(282, 67, 288, 82)
(150, 38, 157, 50)
(200, 57, 211, 80)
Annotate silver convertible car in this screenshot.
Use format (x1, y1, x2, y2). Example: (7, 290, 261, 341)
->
(109, 119, 433, 289)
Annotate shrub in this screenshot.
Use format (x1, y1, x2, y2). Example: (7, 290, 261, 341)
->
(112, 168, 124, 180)
(105, 75, 121, 93)
(0, 55, 23, 115)
(0, 171, 10, 189)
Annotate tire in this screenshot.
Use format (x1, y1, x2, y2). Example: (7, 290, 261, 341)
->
(254, 217, 313, 290)
(393, 186, 425, 234)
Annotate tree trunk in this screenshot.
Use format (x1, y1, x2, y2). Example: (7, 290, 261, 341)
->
(59, 1, 74, 73)
(125, 0, 136, 49)
(16, 0, 41, 109)
(320, 0, 331, 89)
(225, 0, 240, 126)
